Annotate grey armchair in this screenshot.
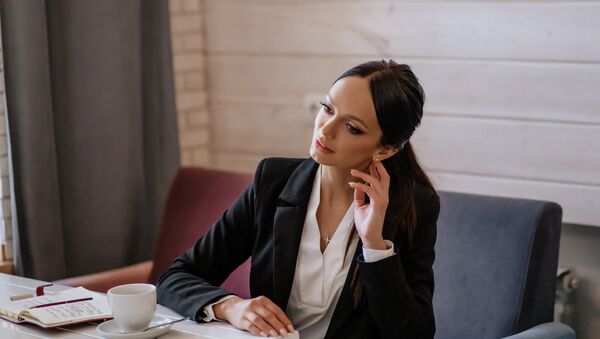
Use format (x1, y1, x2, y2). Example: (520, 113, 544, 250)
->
(433, 191, 575, 339)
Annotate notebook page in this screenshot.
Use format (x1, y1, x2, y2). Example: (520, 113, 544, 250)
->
(22, 295, 111, 326)
(0, 287, 106, 321)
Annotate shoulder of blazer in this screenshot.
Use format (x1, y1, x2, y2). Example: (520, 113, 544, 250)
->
(253, 157, 309, 196)
(410, 183, 440, 244)
(393, 183, 439, 250)
(414, 182, 440, 216)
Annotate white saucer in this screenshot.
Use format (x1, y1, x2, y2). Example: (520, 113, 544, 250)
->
(96, 315, 173, 339)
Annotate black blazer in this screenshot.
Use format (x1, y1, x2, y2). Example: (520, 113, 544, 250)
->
(157, 157, 440, 339)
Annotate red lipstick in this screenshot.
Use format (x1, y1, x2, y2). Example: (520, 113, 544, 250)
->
(315, 139, 334, 153)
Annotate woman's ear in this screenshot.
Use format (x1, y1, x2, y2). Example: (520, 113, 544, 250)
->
(373, 144, 400, 161)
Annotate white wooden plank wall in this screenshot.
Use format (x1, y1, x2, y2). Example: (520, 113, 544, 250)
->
(203, 0, 600, 226)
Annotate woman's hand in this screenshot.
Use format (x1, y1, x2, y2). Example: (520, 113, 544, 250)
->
(213, 295, 295, 337)
(349, 161, 389, 250)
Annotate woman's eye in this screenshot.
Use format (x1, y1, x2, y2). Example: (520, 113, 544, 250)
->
(320, 102, 333, 114)
(346, 124, 362, 135)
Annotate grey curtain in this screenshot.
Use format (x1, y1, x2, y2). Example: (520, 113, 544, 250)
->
(0, 0, 180, 280)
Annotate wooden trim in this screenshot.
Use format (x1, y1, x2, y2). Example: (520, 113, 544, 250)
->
(1, 244, 7, 261)
(0, 260, 13, 274)
(0, 244, 13, 274)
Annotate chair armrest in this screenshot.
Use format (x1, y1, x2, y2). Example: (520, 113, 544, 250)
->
(53, 260, 153, 293)
(502, 322, 575, 339)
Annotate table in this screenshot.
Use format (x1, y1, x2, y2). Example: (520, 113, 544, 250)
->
(0, 273, 296, 338)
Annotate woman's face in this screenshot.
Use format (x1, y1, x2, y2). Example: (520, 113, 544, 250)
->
(310, 76, 391, 170)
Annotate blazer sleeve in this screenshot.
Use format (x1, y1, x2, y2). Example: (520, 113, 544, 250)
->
(156, 160, 265, 321)
(358, 192, 440, 339)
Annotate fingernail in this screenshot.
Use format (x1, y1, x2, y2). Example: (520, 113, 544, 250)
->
(280, 328, 288, 336)
(287, 324, 294, 332)
(350, 169, 357, 173)
(270, 330, 278, 337)
(348, 182, 354, 187)
(260, 331, 267, 337)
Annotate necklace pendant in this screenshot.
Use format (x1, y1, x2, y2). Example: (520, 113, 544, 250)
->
(323, 236, 331, 245)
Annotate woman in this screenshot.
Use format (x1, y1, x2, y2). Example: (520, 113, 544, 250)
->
(157, 60, 440, 339)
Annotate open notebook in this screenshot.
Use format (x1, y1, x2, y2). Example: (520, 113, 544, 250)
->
(0, 286, 112, 328)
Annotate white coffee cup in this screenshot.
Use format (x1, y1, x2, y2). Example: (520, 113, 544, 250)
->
(107, 283, 156, 332)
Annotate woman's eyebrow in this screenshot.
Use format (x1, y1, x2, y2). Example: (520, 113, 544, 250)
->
(326, 94, 369, 131)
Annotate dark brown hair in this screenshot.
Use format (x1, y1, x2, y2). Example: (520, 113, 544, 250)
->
(337, 60, 437, 307)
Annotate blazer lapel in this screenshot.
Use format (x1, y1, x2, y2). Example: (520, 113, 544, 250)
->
(325, 239, 363, 338)
(272, 159, 319, 309)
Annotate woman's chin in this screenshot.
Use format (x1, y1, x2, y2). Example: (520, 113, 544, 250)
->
(310, 153, 338, 167)
(309, 151, 321, 164)
(310, 150, 328, 165)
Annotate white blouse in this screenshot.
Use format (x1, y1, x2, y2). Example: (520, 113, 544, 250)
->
(286, 166, 393, 338)
(203, 165, 395, 338)
(284, 165, 358, 338)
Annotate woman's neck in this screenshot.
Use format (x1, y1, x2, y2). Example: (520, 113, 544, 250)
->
(320, 165, 358, 205)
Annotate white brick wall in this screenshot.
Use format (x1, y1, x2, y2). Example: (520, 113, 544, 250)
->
(169, 0, 210, 167)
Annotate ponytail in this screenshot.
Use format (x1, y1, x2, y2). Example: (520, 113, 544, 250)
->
(336, 60, 434, 308)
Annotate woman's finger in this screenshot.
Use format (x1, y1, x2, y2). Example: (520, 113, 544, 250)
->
(351, 166, 386, 197)
(369, 162, 387, 195)
(370, 161, 381, 181)
(256, 307, 288, 336)
(351, 182, 366, 206)
(348, 182, 378, 200)
(374, 161, 390, 184)
(246, 312, 279, 337)
(350, 169, 379, 187)
(263, 301, 295, 332)
(244, 320, 267, 337)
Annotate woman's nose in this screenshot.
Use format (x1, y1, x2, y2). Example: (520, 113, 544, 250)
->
(320, 118, 335, 139)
